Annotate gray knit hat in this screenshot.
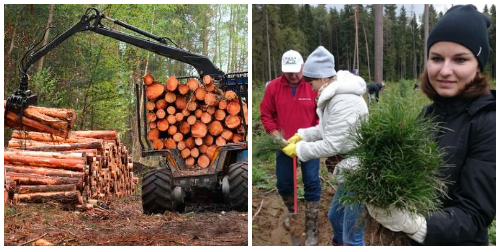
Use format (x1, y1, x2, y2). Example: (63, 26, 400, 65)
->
(427, 5, 491, 72)
(303, 46, 337, 78)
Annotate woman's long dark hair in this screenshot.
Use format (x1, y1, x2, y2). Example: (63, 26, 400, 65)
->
(420, 69, 490, 101)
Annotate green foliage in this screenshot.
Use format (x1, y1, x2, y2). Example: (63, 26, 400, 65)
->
(342, 84, 448, 215)
(252, 163, 276, 191)
(489, 217, 496, 245)
(252, 4, 496, 83)
(4, 4, 247, 158)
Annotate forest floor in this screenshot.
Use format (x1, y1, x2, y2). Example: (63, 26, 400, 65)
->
(4, 194, 247, 246)
(252, 186, 335, 246)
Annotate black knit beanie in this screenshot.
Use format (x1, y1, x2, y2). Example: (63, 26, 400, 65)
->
(427, 5, 491, 72)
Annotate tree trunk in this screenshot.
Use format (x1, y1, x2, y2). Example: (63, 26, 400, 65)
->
(36, 4, 54, 72)
(374, 5, 384, 83)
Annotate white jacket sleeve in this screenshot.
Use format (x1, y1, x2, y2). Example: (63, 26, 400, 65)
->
(297, 123, 322, 142)
(296, 96, 362, 162)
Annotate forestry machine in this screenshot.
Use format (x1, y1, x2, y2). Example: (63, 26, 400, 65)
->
(6, 8, 248, 214)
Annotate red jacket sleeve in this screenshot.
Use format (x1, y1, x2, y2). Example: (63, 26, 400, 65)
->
(260, 82, 278, 134)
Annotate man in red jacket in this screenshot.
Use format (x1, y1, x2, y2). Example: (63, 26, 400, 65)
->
(260, 49, 320, 245)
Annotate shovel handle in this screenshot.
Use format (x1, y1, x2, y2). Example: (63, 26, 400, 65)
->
(293, 156, 297, 213)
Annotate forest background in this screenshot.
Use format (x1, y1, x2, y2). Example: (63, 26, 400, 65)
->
(252, 4, 496, 83)
(3, 4, 248, 163)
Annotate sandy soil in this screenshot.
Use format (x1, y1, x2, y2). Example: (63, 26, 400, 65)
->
(252, 186, 336, 246)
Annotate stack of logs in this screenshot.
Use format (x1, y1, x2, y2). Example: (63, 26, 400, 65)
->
(4, 130, 137, 206)
(144, 74, 248, 169)
(4, 100, 76, 137)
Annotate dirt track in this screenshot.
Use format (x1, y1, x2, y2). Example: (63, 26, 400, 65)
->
(4, 194, 248, 246)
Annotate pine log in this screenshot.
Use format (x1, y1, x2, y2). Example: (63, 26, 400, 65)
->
(157, 119, 169, 131)
(175, 96, 187, 111)
(167, 125, 178, 135)
(215, 109, 226, 121)
(147, 128, 160, 141)
(227, 101, 241, 116)
(202, 75, 213, 85)
(17, 184, 77, 194)
(5, 165, 84, 181)
(4, 153, 86, 171)
(175, 112, 184, 122)
(6, 112, 65, 136)
(185, 157, 195, 167)
(146, 83, 165, 100)
(192, 121, 208, 138)
(216, 136, 227, 146)
(156, 99, 168, 110)
(190, 148, 199, 158)
(187, 78, 199, 91)
(14, 191, 83, 204)
(178, 84, 190, 95)
(179, 121, 190, 135)
(185, 137, 195, 149)
(7, 141, 103, 152)
(206, 145, 218, 159)
(166, 106, 176, 115)
(225, 115, 241, 129)
(166, 76, 179, 91)
(7, 172, 83, 187)
(156, 109, 166, 119)
(143, 74, 154, 85)
(4, 150, 85, 160)
(11, 130, 95, 144)
(146, 101, 156, 111)
(195, 88, 207, 101)
(203, 134, 214, 146)
(208, 121, 223, 136)
(200, 112, 212, 123)
(164, 138, 176, 149)
(153, 139, 164, 150)
(197, 154, 211, 168)
(147, 112, 157, 122)
(165, 92, 177, 103)
(224, 90, 238, 101)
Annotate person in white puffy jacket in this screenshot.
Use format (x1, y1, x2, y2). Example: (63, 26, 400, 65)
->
(282, 46, 369, 246)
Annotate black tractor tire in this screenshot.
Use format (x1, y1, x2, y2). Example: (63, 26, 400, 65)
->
(227, 162, 248, 211)
(142, 168, 173, 214)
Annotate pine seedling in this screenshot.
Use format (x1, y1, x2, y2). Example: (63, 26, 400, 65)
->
(252, 130, 288, 159)
(341, 87, 448, 216)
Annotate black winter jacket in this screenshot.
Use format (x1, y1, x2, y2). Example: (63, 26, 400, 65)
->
(421, 91, 496, 246)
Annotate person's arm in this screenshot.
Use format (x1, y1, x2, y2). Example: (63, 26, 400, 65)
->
(259, 83, 279, 135)
(423, 112, 496, 245)
(296, 97, 365, 162)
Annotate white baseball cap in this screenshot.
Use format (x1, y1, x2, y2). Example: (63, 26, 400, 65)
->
(281, 50, 304, 73)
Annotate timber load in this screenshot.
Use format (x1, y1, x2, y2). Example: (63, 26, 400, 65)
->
(4, 100, 76, 138)
(144, 74, 248, 169)
(5, 130, 138, 206)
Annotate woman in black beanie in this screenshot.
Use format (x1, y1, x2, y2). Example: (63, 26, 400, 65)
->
(366, 5, 495, 245)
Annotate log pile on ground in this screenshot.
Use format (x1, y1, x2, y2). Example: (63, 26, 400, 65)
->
(5, 130, 137, 208)
(4, 100, 76, 137)
(144, 74, 248, 169)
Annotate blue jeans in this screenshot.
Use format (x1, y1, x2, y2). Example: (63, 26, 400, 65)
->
(328, 183, 365, 246)
(275, 151, 321, 201)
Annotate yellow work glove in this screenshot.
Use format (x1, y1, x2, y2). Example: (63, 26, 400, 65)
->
(282, 143, 297, 158)
(286, 134, 302, 144)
